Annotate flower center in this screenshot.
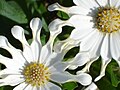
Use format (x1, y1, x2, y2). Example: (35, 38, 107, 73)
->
(96, 7, 120, 33)
(23, 62, 50, 86)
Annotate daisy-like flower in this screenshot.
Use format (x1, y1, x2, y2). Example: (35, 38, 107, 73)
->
(0, 18, 92, 90)
(48, 0, 120, 81)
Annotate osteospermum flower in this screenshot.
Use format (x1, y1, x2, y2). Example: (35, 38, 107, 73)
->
(0, 18, 92, 90)
(48, 0, 120, 81)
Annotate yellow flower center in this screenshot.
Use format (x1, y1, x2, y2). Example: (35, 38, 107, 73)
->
(23, 62, 50, 86)
(96, 7, 120, 33)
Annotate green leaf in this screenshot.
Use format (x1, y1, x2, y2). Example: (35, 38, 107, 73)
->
(107, 61, 120, 87)
(62, 82, 78, 90)
(97, 77, 116, 90)
(0, 0, 28, 23)
(0, 87, 4, 90)
(57, 11, 69, 20)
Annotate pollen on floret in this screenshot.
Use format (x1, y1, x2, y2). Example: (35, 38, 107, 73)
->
(23, 62, 50, 87)
(96, 7, 120, 33)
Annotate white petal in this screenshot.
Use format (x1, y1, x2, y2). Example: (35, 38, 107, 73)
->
(50, 72, 73, 83)
(40, 19, 70, 63)
(13, 82, 27, 90)
(115, 0, 120, 8)
(70, 28, 94, 40)
(0, 75, 24, 86)
(80, 30, 104, 59)
(32, 86, 37, 90)
(11, 26, 34, 63)
(73, 0, 99, 9)
(68, 52, 90, 69)
(11, 26, 29, 46)
(75, 73, 92, 86)
(109, 0, 120, 7)
(68, 65, 78, 70)
(48, 3, 69, 15)
(30, 18, 42, 61)
(23, 45, 34, 63)
(77, 58, 98, 73)
(48, 3, 94, 16)
(39, 86, 46, 90)
(24, 84, 33, 90)
(49, 61, 68, 73)
(49, 18, 72, 36)
(39, 39, 53, 64)
(96, 0, 108, 6)
(30, 40, 41, 62)
(45, 82, 61, 90)
(30, 18, 42, 40)
(101, 34, 111, 60)
(95, 59, 111, 81)
(54, 38, 79, 53)
(0, 69, 20, 77)
(110, 32, 120, 60)
(0, 36, 26, 68)
(68, 15, 94, 30)
(68, 6, 94, 16)
(0, 55, 21, 70)
(85, 82, 99, 90)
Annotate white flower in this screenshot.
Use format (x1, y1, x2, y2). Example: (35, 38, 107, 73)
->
(48, 0, 120, 81)
(0, 18, 92, 90)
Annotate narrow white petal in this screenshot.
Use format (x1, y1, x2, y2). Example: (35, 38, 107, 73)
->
(115, 0, 120, 8)
(49, 61, 68, 73)
(95, 59, 111, 81)
(68, 52, 90, 69)
(11, 25, 34, 63)
(23, 45, 34, 63)
(46, 82, 61, 90)
(110, 32, 120, 60)
(85, 82, 99, 90)
(24, 84, 33, 90)
(101, 34, 111, 60)
(0, 36, 27, 68)
(0, 55, 21, 70)
(40, 19, 69, 63)
(48, 3, 95, 16)
(68, 15, 94, 30)
(48, 18, 72, 36)
(13, 82, 27, 90)
(0, 75, 24, 86)
(68, 6, 93, 16)
(48, 3, 69, 14)
(77, 58, 98, 73)
(32, 86, 37, 90)
(0, 69, 20, 77)
(39, 40, 53, 64)
(73, 0, 99, 9)
(11, 26, 29, 46)
(80, 30, 104, 59)
(39, 86, 46, 90)
(44, 52, 63, 67)
(68, 65, 78, 70)
(30, 18, 42, 40)
(109, 0, 120, 7)
(75, 73, 92, 86)
(30, 18, 42, 61)
(50, 72, 73, 83)
(96, 0, 108, 6)
(70, 28, 94, 40)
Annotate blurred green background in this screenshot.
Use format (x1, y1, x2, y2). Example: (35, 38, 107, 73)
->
(0, 0, 120, 90)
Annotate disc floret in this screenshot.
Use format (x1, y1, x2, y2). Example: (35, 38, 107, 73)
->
(23, 62, 50, 86)
(96, 7, 120, 33)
